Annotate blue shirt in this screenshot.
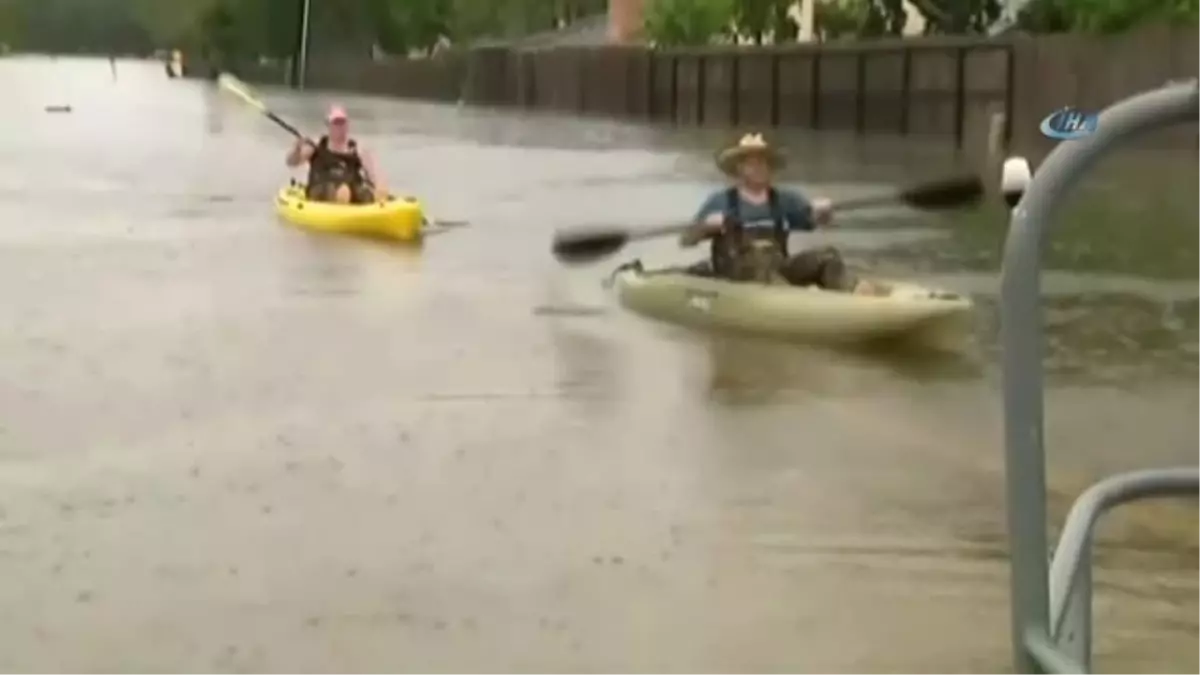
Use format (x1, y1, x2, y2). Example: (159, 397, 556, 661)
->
(694, 187, 815, 233)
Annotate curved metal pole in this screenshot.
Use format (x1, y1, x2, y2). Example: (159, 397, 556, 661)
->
(1049, 467, 1200, 637)
(999, 80, 1199, 673)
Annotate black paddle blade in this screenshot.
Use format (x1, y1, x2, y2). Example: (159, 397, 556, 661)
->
(899, 174, 985, 209)
(551, 227, 632, 264)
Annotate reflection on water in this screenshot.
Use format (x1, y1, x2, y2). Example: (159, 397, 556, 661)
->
(964, 288, 1198, 385)
(547, 321, 621, 407)
(1040, 293, 1196, 383)
(695, 333, 984, 406)
(203, 85, 225, 134)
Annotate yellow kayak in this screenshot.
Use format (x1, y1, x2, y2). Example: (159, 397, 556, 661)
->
(274, 184, 425, 242)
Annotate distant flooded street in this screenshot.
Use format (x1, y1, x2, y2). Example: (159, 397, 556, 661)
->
(0, 56, 1195, 672)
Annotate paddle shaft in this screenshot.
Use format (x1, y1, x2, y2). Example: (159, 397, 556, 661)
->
(267, 111, 308, 142)
(551, 173, 984, 263)
(219, 73, 312, 144)
(620, 190, 949, 245)
(830, 191, 924, 212)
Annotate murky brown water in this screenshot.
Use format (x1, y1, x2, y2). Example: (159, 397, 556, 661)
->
(0, 56, 1195, 672)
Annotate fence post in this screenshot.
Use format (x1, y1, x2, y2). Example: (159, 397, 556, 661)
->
(646, 50, 657, 120)
(954, 46, 967, 148)
(855, 49, 866, 134)
(899, 48, 912, 136)
(669, 53, 679, 124)
(769, 51, 781, 127)
(811, 51, 822, 130)
(577, 48, 587, 114)
(730, 52, 741, 126)
(1003, 43, 1015, 149)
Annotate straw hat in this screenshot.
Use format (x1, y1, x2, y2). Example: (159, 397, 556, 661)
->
(715, 133, 786, 176)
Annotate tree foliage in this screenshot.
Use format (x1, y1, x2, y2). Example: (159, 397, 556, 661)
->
(448, 0, 538, 43)
(732, 0, 801, 43)
(0, 0, 158, 54)
(0, 0, 611, 59)
(814, 0, 908, 39)
(909, 0, 1001, 33)
(3, 0, 1191, 62)
(643, 0, 807, 45)
(646, 0, 1196, 44)
(1016, 0, 1197, 32)
(643, 0, 736, 46)
(369, 0, 450, 54)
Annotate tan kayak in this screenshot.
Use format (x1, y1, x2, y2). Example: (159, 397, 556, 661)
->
(609, 260, 974, 349)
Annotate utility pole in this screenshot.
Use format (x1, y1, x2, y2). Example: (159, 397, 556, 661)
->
(293, 0, 311, 89)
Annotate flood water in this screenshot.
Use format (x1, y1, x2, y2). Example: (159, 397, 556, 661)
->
(0, 56, 1196, 672)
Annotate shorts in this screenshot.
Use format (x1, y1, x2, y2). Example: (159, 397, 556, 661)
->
(306, 181, 374, 204)
(687, 246, 857, 292)
(778, 246, 857, 291)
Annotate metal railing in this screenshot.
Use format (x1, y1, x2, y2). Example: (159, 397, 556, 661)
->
(999, 80, 1200, 673)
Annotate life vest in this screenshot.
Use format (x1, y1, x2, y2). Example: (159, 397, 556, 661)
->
(306, 136, 365, 191)
(710, 187, 789, 281)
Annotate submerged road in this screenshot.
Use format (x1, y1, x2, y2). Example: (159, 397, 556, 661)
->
(0, 56, 1196, 672)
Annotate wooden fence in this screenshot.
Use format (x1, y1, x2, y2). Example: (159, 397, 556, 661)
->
(216, 23, 1198, 156)
(460, 39, 1011, 146)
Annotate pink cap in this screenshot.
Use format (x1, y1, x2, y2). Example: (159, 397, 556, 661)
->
(326, 105, 348, 122)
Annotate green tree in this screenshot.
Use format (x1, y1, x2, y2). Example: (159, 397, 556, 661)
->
(1, 0, 157, 54)
(814, 0, 907, 39)
(0, 0, 23, 48)
(644, 0, 736, 46)
(734, 0, 774, 43)
(877, 0, 909, 34)
(814, 0, 857, 39)
(908, 0, 1001, 33)
(731, 0, 802, 43)
(1012, 0, 1072, 31)
(1016, 0, 1197, 32)
(769, 0, 801, 40)
(447, 0, 562, 42)
(129, 0, 215, 48)
(196, 0, 237, 64)
(371, 0, 450, 54)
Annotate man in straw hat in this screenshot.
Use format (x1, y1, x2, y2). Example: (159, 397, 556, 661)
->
(681, 133, 865, 292)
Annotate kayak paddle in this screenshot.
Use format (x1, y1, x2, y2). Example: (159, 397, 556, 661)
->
(550, 173, 985, 265)
(216, 72, 469, 229)
(217, 72, 307, 141)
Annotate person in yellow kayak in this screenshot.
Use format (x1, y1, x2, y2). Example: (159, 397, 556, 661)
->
(286, 105, 387, 204)
(681, 133, 869, 293)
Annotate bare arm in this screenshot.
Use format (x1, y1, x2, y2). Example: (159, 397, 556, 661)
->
(680, 195, 725, 247)
(285, 139, 314, 168)
(359, 149, 386, 200)
(782, 191, 833, 231)
(811, 197, 833, 226)
(679, 217, 722, 247)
